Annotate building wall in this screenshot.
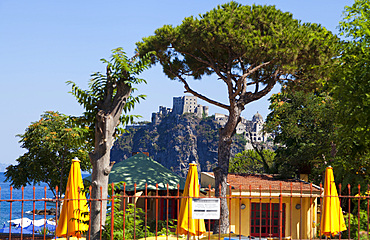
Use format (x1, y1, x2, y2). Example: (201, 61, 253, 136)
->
(172, 97, 184, 115)
(228, 196, 318, 239)
(173, 96, 197, 114)
(170, 96, 210, 118)
(213, 113, 273, 147)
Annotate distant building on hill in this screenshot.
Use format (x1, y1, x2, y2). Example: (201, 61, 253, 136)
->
(172, 96, 209, 117)
(152, 95, 209, 124)
(141, 96, 273, 149)
(214, 112, 273, 149)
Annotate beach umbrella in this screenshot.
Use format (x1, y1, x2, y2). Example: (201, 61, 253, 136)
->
(177, 163, 206, 237)
(55, 158, 89, 238)
(320, 166, 347, 237)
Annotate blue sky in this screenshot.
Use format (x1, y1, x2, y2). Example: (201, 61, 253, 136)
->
(0, 0, 350, 165)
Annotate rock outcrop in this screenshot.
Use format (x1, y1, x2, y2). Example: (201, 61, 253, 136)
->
(111, 113, 247, 177)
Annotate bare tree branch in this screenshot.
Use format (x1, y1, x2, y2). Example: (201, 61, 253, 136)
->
(102, 66, 114, 111)
(178, 74, 230, 110)
(164, 58, 230, 110)
(178, 48, 229, 82)
(249, 130, 270, 173)
(242, 70, 280, 105)
(111, 79, 132, 124)
(232, 61, 271, 99)
(226, 48, 235, 102)
(241, 61, 271, 80)
(254, 79, 259, 94)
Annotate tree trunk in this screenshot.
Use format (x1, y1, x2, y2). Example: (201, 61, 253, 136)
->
(89, 112, 116, 240)
(213, 107, 241, 234)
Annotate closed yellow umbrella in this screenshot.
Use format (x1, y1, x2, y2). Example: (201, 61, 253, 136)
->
(56, 158, 89, 238)
(320, 166, 347, 237)
(177, 163, 206, 237)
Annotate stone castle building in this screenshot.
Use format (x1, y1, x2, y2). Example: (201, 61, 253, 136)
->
(172, 96, 209, 117)
(152, 96, 209, 124)
(150, 96, 273, 149)
(214, 112, 272, 149)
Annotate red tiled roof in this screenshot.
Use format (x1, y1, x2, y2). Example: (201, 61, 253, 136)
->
(205, 172, 320, 193)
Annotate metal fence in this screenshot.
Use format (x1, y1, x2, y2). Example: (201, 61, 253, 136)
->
(0, 183, 369, 240)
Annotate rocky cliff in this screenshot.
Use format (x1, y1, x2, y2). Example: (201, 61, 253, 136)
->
(111, 113, 247, 177)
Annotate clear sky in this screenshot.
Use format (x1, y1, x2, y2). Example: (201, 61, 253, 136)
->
(0, 0, 351, 165)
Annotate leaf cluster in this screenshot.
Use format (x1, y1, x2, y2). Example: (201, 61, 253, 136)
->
(339, 0, 370, 43)
(103, 201, 154, 240)
(332, 0, 370, 164)
(229, 149, 275, 174)
(67, 48, 151, 144)
(5, 111, 91, 195)
(342, 210, 369, 239)
(137, 2, 340, 100)
(265, 91, 336, 181)
(327, 0, 370, 187)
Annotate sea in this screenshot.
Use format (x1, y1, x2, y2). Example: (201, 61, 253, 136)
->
(0, 172, 89, 226)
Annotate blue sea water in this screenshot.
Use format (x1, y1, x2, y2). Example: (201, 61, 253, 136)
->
(0, 172, 89, 226)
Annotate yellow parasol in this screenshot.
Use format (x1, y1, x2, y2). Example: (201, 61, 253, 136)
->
(320, 166, 347, 237)
(177, 163, 206, 237)
(55, 158, 89, 238)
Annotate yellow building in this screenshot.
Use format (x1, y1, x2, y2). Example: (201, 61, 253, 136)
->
(201, 172, 321, 239)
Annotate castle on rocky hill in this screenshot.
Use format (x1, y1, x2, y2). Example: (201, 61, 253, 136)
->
(152, 96, 208, 123)
(149, 95, 273, 149)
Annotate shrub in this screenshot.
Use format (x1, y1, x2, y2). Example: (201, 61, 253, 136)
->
(342, 210, 369, 240)
(103, 203, 154, 240)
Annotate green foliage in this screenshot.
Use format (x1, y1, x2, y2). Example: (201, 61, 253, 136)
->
(330, 0, 370, 186)
(5, 111, 91, 196)
(36, 227, 54, 235)
(265, 91, 336, 182)
(233, 134, 247, 147)
(103, 202, 153, 240)
(229, 149, 275, 174)
(102, 182, 178, 240)
(148, 219, 178, 237)
(103, 181, 152, 240)
(263, 0, 370, 187)
(67, 48, 151, 144)
(339, 0, 370, 43)
(137, 2, 339, 90)
(342, 210, 369, 240)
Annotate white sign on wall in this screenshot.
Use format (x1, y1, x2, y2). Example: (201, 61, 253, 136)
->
(192, 198, 220, 219)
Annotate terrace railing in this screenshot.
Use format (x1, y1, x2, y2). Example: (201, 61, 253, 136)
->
(0, 183, 369, 240)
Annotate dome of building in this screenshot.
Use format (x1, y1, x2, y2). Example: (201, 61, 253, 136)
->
(252, 112, 264, 123)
